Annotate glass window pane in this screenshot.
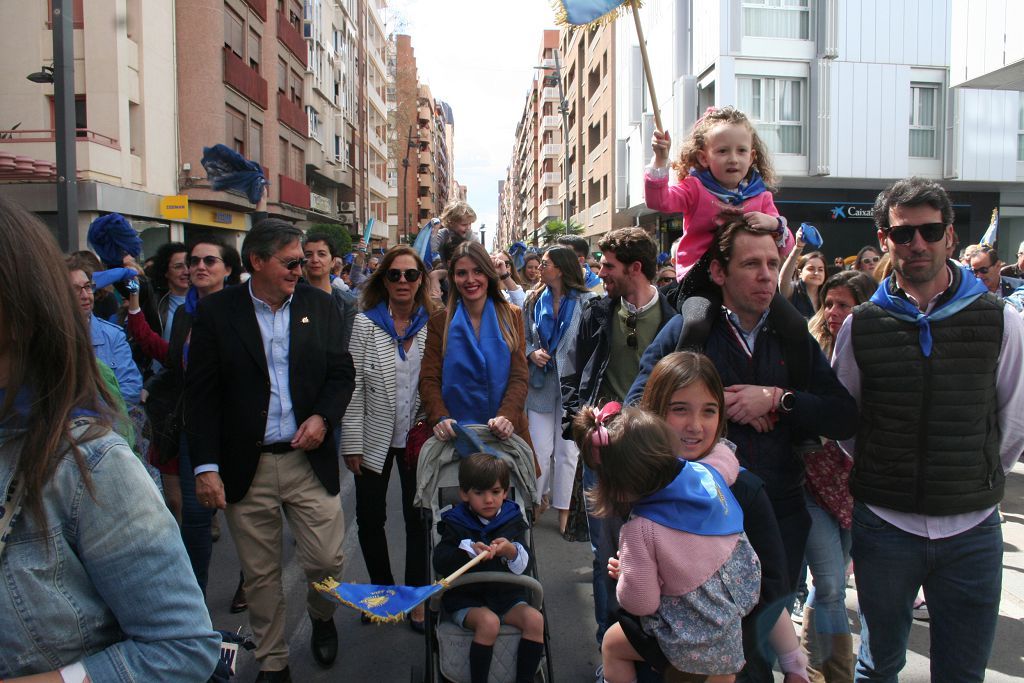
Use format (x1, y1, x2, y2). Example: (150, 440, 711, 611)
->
(778, 124, 801, 153)
(738, 78, 754, 114)
(1017, 133, 1024, 162)
(909, 129, 935, 157)
(779, 80, 800, 121)
(918, 88, 935, 126)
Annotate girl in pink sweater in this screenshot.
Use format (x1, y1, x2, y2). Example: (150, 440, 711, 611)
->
(647, 106, 796, 347)
(574, 402, 760, 683)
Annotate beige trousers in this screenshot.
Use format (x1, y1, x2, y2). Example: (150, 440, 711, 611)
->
(225, 449, 345, 670)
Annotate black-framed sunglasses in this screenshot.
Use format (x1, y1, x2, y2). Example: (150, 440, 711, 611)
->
(625, 312, 638, 348)
(657, 276, 675, 285)
(972, 265, 992, 276)
(884, 223, 946, 245)
(188, 255, 224, 268)
(385, 268, 421, 283)
(275, 256, 308, 270)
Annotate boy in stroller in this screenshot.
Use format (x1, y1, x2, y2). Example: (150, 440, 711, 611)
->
(433, 453, 546, 683)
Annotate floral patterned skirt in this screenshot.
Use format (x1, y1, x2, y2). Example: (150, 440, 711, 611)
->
(639, 534, 761, 675)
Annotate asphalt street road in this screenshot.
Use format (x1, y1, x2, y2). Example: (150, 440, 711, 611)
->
(204, 463, 1024, 682)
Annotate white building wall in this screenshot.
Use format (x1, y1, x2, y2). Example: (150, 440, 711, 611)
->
(957, 88, 1019, 181)
(836, 0, 949, 68)
(950, 0, 1024, 87)
(693, 0, 720, 76)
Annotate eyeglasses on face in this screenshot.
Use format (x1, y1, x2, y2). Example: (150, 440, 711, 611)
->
(657, 276, 675, 285)
(72, 282, 94, 294)
(385, 268, 421, 283)
(275, 256, 308, 270)
(884, 223, 946, 245)
(539, 260, 554, 270)
(972, 265, 992, 276)
(861, 256, 880, 264)
(168, 261, 188, 271)
(188, 255, 224, 268)
(625, 312, 638, 348)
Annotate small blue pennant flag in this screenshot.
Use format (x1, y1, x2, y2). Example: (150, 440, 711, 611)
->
(555, 0, 633, 26)
(313, 580, 443, 623)
(981, 208, 998, 247)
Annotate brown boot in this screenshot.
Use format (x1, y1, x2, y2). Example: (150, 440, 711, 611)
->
(820, 633, 855, 683)
(800, 606, 826, 683)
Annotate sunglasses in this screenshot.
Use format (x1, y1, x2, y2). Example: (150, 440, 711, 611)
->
(385, 268, 421, 283)
(657, 276, 675, 285)
(275, 256, 308, 270)
(861, 256, 880, 264)
(188, 255, 224, 268)
(884, 223, 946, 245)
(972, 265, 992, 276)
(625, 312, 638, 348)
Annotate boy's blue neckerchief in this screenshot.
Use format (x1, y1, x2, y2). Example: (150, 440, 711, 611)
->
(630, 458, 744, 536)
(693, 168, 766, 206)
(870, 263, 988, 357)
(442, 499, 522, 534)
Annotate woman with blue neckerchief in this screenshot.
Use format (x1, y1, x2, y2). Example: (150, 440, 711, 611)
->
(523, 246, 595, 534)
(420, 241, 532, 452)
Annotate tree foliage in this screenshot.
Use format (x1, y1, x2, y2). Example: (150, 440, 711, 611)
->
(308, 223, 353, 257)
(540, 219, 583, 246)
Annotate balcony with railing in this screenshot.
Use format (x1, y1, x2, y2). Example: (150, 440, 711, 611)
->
(541, 115, 561, 129)
(541, 171, 561, 186)
(541, 143, 560, 158)
(223, 46, 268, 109)
(541, 87, 560, 103)
(278, 173, 310, 209)
(277, 91, 308, 136)
(276, 12, 308, 68)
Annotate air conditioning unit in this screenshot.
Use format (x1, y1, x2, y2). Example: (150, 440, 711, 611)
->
(339, 202, 356, 212)
(338, 212, 355, 223)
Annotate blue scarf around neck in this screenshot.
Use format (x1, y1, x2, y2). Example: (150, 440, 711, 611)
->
(363, 301, 429, 360)
(183, 286, 201, 315)
(870, 263, 988, 357)
(533, 289, 577, 371)
(630, 457, 743, 536)
(442, 499, 522, 537)
(693, 168, 766, 206)
(442, 299, 511, 425)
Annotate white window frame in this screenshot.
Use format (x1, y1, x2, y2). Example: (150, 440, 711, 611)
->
(737, 75, 806, 156)
(909, 83, 940, 159)
(1017, 92, 1024, 163)
(741, 0, 811, 40)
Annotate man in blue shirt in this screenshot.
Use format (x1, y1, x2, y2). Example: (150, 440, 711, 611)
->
(67, 262, 143, 408)
(186, 219, 354, 682)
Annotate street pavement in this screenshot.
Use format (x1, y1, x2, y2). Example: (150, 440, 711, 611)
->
(204, 462, 1024, 682)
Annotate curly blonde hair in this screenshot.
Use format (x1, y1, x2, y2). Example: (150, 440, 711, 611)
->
(674, 106, 778, 191)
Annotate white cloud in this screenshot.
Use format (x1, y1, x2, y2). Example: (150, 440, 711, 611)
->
(387, 0, 557, 249)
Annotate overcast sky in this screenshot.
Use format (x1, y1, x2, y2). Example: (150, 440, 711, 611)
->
(386, 0, 557, 249)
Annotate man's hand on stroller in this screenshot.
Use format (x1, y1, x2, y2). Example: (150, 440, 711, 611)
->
(488, 416, 514, 440)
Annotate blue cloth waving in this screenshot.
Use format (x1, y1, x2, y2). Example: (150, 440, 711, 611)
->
(87, 214, 142, 267)
(201, 144, 268, 204)
(441, 299, 511, 425)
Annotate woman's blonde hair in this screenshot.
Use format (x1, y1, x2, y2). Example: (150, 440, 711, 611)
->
(443, 241, 521, 354)
(572, 406, 681, 518)
(675, 106, 778, 190)
(440, 200, 477, 229)
(640, 351, 727, 448)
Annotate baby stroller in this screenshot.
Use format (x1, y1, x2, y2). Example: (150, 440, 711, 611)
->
(412, 424, 554, 683)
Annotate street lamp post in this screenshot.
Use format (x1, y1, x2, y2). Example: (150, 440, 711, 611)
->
(400, 125, 415, 242)
(51, 0, 78, 251)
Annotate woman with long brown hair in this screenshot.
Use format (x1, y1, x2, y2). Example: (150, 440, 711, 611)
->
(420, 241, 530, 446)
(0, 198, 220, 681)
(341, 245, 436, 630)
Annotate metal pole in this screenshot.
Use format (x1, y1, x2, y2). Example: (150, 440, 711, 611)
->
(554, 51, 571, 234)
(53, 0, 78, 251)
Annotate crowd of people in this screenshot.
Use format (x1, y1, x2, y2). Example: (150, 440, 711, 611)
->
(1, 103, 1021, 683)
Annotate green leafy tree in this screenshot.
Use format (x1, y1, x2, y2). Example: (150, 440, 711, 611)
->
(307, 223, 353, 257)
(540, 219, 583, 246)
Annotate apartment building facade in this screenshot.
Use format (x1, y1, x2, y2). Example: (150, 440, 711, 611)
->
(0, 0, 179, 252)
(613, 0, 1024, 258)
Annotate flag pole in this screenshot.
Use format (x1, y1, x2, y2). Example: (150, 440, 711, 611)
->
(630, 3, 663, 132)
(441, 550, 491, 585)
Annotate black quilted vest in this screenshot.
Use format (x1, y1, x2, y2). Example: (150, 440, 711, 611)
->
(850, 289, 1004, 514)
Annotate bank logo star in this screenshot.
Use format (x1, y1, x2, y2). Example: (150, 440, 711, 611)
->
(831, 206, 846, 219)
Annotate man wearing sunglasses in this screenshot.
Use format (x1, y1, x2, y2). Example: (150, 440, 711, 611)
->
(186, 219, 355, 681)
(962, 243, 1024, 307)
(832, 177, 1024, 682)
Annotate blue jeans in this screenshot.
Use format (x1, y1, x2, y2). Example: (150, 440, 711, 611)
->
(582, 462, 609, 644)
(851, 502, 1003, 683)
(804, 492, 852, 635)
(178, 436, 214, 595)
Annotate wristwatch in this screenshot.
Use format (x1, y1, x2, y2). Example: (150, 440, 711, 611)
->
(778, 391, 796, 413)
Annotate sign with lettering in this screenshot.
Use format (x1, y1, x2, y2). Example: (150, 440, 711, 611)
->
(159, 195, 189, 220)
(830, 205, 874, 220)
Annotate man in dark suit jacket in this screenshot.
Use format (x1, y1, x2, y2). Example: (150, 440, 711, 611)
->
(186, 219, 354, 682)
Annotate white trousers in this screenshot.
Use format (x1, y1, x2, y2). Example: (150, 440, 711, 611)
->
(527, 408, 579, 510)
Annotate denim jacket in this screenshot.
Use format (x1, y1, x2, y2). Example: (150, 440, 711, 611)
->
(0, 421, 221, 681)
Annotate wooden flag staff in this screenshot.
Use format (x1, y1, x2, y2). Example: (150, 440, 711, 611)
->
(630, 4, 663, 132)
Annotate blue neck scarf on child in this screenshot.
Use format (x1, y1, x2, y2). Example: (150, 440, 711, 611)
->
(870, 263, 987, 358)
(443, 499, 522, 535)
(533, 289, 577, 369)
(363, 301, 429, 360)
(693, 168, 766, 206)
(631, 458, 744, 536)
(441, 298, 511, 425)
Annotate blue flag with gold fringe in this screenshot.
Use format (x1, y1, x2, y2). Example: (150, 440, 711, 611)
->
(554, 0, 636, 26)
(313, 579, 443, 623)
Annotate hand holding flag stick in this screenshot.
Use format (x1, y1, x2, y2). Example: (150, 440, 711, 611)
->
(313, 550, 492, 623)
(554, 0, 663, 132)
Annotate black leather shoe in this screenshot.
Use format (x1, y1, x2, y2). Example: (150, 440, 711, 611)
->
(253, 666, 291, 682)
(310, 616, 338, 667)
(229, 577, 248, 614)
